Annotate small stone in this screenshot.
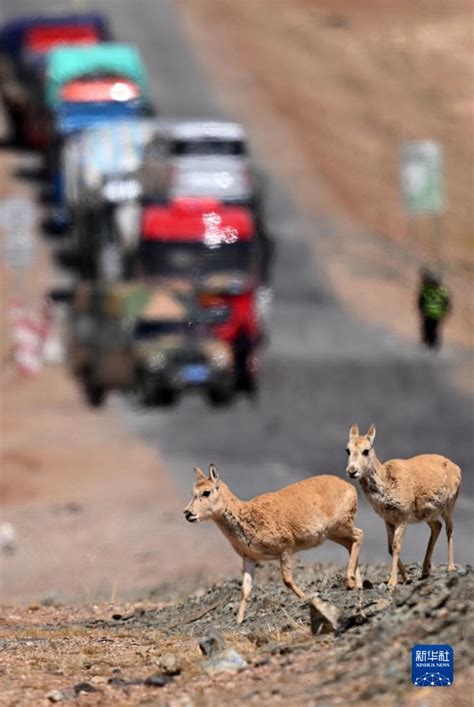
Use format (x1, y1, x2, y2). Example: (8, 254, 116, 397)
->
(198, 627, 226, 657)
(47, 690, 65, 703)
(377, 583, 388, 592)
(307, 596, 341, 634)
(158, 654, 181, 676)
(203, 648, 248, 675)
(144, 674, 173, 687)
(362, 579, 374, 589)
(447, 574, 459, 588)
(374, 598, 391, 612)
(108, 676, 146, 688)
(254, 657, 270, 668)
(433, 591, 451, 609)
(74, 682, 98, 694)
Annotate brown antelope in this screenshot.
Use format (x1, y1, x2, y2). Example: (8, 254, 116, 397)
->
(346, 424, 461, 587)
(183, 463, 363, 623)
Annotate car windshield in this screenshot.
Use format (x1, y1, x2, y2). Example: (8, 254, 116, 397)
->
(138, 240, 254, 278)
(58, 100, 144, 122)
(171, 139, 246, 157)
(134, 320, 191, 339)
(133, 310, 227, 338)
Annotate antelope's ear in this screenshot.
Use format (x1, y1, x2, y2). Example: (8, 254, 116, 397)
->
(349, 423, 359, 439)
(208, 463, 219, 483)
(367, 424, 376, 444)
(194, 466, 206, 481)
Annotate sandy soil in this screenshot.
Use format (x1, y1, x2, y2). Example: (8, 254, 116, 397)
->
(177, 0, 473, 352)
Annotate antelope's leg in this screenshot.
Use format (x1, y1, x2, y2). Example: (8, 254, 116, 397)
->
(237, 557, 256, 624)
(385, 521, 408, 582)
(280, 551, 305, 599)
(421, 520, 442, 577)
(348, 527, 363, 589)
(388, 522, 407, 587)
(443, 511, 455, 571)
(328, 527, 363, 589)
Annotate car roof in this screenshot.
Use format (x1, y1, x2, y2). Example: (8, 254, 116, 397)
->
(141, 198, 254, 242)
(0, 14, 109, 58)
(150, 119, 246, 142)
(45, 43, 149, 108)
(24, 23, 101, 53)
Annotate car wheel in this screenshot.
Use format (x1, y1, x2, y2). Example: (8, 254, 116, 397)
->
(83, 380, 107, 408)
(207, 386, 234, 407)
(136, 372, 157, 407)
(156, 387, 176, 407)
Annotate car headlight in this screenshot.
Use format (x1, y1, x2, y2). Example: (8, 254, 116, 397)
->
(211, 349, 232, 370)
(147, 352, 167, 371)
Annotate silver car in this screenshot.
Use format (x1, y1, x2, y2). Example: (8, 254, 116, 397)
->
(141, 119, 261, 207)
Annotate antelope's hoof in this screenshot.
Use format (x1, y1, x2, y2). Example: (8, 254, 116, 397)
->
(345, 577, 356, 590)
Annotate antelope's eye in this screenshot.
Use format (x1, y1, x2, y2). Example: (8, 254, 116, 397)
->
(362, 449, 370, 457)
(201, 490, 211, 498)
(345, 448, 350, 455)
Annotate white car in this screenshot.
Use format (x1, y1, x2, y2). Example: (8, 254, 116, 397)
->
(141, 119, 261, 208)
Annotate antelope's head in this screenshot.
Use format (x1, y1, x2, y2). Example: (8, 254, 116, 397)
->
(346, 424, 376, 479)
(183, 463, 223, 523)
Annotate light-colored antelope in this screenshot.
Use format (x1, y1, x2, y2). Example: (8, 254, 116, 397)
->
(346, 424, 461, 587)
(183, 463, 363, 623)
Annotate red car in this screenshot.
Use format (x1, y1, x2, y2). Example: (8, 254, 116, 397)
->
(139, 198, 257, 283)
(139, 197, 262, 394)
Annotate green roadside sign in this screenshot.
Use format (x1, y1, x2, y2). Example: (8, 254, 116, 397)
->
(400, 141, 444, 215)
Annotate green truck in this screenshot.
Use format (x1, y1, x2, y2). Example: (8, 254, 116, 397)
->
(68, 282, 237, 407)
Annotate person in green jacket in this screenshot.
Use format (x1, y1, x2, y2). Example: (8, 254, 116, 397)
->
(417, 268, 451, 349)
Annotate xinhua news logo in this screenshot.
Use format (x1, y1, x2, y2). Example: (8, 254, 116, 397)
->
(412, 644, 453, 687)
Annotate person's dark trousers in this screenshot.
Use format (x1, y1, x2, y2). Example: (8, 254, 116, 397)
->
(422, 317, 440, 349)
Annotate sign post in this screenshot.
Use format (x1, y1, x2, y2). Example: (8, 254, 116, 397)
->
(1, 197, 36, 296)
(400, 141, 445, 267)
(1, 197, 45, 375)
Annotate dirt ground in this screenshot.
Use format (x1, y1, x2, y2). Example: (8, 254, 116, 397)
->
(0, 562, 472, 706)
(178, 0, 473, 352)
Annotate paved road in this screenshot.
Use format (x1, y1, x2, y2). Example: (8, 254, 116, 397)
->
(3, 0, 473, 566)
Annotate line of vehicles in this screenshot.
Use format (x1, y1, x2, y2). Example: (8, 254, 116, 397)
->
(0, 11, 275, 407)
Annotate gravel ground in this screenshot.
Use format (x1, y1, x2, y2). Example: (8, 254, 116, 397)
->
(0, 562, 472, 705)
